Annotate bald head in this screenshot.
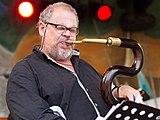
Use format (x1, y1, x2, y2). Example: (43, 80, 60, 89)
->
(38, 2, 79, 26)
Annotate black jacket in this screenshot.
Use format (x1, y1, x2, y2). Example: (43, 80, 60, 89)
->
(7, 46, 111, 120)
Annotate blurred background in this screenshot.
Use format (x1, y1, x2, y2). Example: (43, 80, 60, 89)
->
(0, 0, 160, 118)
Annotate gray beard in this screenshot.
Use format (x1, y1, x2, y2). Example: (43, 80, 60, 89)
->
(45, 46, 72, 61)
(54, 49, 72, 60)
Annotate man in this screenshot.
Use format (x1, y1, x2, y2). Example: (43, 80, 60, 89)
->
(6, 2, 142, 120)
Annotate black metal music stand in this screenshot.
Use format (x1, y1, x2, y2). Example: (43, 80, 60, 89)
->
(105, 100, 160, 120)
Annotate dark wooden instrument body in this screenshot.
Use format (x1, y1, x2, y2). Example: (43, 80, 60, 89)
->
(101, 38, 144, 105)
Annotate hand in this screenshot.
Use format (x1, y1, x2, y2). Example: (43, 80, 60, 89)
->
(116, 85, 143, 103)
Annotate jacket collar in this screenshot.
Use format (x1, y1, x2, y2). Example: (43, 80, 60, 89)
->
(32, 45, 80, 61)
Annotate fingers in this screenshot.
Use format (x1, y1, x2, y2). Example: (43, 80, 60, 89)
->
(126, 94, 135, 101)
(135, 94, 143, 103)
(118, 85, 143, 103)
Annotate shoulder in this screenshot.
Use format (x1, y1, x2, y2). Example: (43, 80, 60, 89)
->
(11, 53, 36, 74)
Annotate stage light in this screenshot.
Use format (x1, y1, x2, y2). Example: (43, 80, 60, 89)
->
(18, 2, 34, 18)
(97, 5, 112, 21)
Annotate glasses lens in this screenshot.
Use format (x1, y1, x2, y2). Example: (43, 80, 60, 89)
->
(56, 25, 66, 31)
(46, 22, 79, 36)
(69, 28, 79, 35)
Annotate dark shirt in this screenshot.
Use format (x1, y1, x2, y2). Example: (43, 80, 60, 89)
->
(6, 46, 111, 120)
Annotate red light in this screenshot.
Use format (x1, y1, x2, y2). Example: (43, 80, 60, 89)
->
(18, 2, 34, 18)
(97, 5, 112, 21)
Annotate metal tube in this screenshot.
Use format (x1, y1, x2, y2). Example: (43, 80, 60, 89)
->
(66, 37, 122, 46)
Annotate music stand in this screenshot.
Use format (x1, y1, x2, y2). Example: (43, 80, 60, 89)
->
(104, 100, 160, 120)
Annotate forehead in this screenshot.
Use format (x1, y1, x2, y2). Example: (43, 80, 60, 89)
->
(49, 7, 77, 26)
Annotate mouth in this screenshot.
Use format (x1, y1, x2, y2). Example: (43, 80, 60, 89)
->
(58, 40, 70, 49)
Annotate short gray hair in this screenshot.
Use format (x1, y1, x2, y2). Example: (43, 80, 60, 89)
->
(38, 2, 79, 25)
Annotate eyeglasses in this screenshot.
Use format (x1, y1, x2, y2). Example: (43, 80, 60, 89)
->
(45, 22, 79, 36)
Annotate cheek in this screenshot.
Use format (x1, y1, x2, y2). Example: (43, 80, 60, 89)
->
(45, 36, 57, 47)
(47, 40, 58, 48)
(45, 31, 58, 44)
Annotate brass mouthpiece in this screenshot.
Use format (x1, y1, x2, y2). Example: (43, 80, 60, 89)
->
(66, 39, 108, 44)
(66, 40, 82, 44)
(66, 37, 122, 46)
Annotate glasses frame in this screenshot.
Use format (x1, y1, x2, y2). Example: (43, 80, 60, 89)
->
(44, 22, 79, 36)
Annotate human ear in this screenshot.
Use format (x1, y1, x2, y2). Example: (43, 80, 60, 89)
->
(38, 22, 46, 37)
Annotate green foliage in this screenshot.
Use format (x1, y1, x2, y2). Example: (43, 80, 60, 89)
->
(145, 0, 160, 39)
